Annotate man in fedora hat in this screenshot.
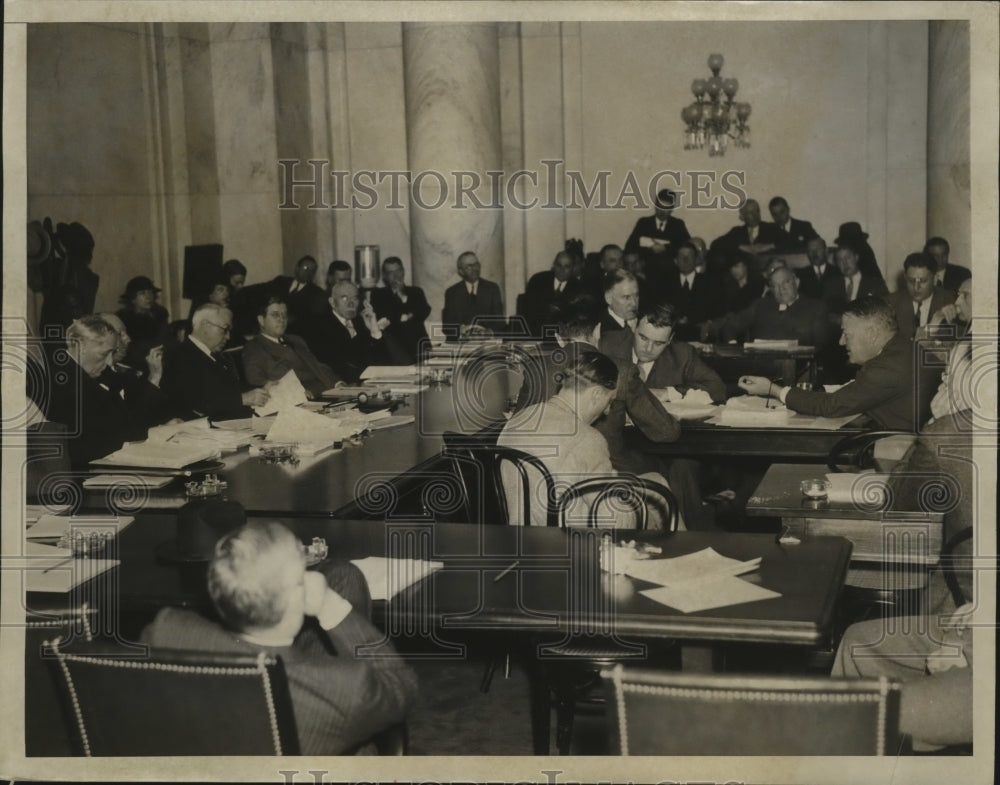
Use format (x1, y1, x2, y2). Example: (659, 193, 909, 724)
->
(833, 221, 884, 282)
(142, 519, 418, 755)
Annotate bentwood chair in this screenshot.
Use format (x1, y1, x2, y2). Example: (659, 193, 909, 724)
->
(826, 429, 915, 473)
(601, 664, 904, 756)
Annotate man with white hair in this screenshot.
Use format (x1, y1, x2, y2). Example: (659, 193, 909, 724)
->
(28, 314, 149, 465)
(162, 303, 270, 420)
(141, 520, 418, 754)
(98, 312, 173, 427)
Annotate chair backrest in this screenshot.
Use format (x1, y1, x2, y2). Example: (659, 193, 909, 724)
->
(827, 430, 913, 473)
(46, 640, 300, 756)
(557, 476, 679, 531)
(602, 664, 902, 756)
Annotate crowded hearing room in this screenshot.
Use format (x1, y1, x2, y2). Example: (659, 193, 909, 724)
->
(3, 6, 997, 783)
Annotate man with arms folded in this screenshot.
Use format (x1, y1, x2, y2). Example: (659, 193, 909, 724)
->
(738, 296, 930, 430)
(369, 256, 431, 363)
(162, 303, 270, 420)
(142, 520, 418, 754)
(520, 250, 580, 337)
(242, 296, 342, 398)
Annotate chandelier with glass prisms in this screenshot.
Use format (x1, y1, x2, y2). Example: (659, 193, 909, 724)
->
(682, 54, 751, 156)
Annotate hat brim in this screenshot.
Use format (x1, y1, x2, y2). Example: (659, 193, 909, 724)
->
(27, 221, 52, 265)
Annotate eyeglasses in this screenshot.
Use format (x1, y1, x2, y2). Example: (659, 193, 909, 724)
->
(206, 321, 232, 333)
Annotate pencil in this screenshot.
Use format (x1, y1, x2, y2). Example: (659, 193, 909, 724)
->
(493, 560, 519, 582)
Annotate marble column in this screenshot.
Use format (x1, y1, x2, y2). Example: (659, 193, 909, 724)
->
(403, 23, 504, 325)
(927, 21, 971, 271)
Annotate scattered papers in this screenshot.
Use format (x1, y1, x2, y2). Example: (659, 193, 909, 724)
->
(25, 504, 72, 523)
(745, 339, 799, 351)
(147, 417, 211, 442)
(91, 441, 220, 470)
(715, 395, 791, 426)
(641, 577, 781, 614)
(26, 514, 135, 540)
(253, 370, 308, 416)
(10, 542, 121, 593)
(823, 472, 891, 506)
(387, 384, 429, 395)
(264, 406, 357, 451)
(651, 388, 718, 420)
(212, 417, 275, 435)
(82, 474, 173, 489)
(624, 547, 760, 587)
(349, 556, 444, 601)
(368, 415, 416, 431)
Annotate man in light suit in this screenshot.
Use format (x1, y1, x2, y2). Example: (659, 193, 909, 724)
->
(162, 304, 270, 421)
(888, 252, 956, 342)
(739, 296, 933, 430)
(441, 251, 504, 339)
(768, 196, 818, 253)
(924, 236, 971, 294)
(242, 297, 341, 397)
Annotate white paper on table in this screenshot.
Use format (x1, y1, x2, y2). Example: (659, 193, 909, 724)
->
(650, 386, 683, 403)
(83, 474, 173, 489)
(640, 575, 781, 613)
(388, 384, 429, 395)
(745, 339, 799, 350)
(254, 370, 308, 416)
(368, 415, 416, 431)
(11, 542, 122, 593)
(91, 441, 220, 469)
(823, 472, 891, 505)
(361, 365, 418, 380)
(624, 547, 758, 587)
(25, 504, 72, 523)
(349, 556, 445, 601)
(147, 417, 211, 442)
(264, 406, 357, 449)
(26, 514, 135, 540)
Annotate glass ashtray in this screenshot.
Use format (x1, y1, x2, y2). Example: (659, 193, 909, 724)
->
(258, 444, 300, 466)
(305, 537, 329, 566)
(59, 530, 113, 556)
(800, 478, 829, 500)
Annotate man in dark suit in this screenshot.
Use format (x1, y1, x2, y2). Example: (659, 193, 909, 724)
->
(581, 244, 624, 300)
(710, 198, 784, 267)
(270, 255, 329, 335)
(888, 252, 957, 342)
(519, 250, 580, 337)
(441, 251, 504, 338)
(795, 236, 843, 306)
(308, 281, 404, 382)
(28, 315, 149, 466)
(624, 188, 690, 267)
(702, 267, 834, 349)
(739, 296, 933, 430)
(833, 221, 884, 283)
(598, 268, 641, 340)
(924, 236, 971, 293)
(369, 257, 431, 363)
(99, 312, 174, 429)
(768, 196, 819, 253)
(141, 520, 418, 755)
(831, 243, 889, 316)
(663, 241, 725, 341)
(242, 297, 342, 397)
(162, 304, 270, 421)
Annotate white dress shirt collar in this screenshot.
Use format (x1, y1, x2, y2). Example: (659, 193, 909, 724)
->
(189, 334, 216, 359)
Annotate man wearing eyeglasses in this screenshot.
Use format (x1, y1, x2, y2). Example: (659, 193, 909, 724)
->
(163, 303, 271, 420)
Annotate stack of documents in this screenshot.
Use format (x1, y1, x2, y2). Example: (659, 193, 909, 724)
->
(652, 388, 719, 420)
(713, 395, 791, 427)
(91, 441, 220, 470)
(253, 370, 308, 416)
(745, 339, 799, 351)
(147, 418, 255, 452)
(11, 541, 120, 592)
(361, 365, 419, 382)
(625, 547, 780, 613)
(26, 514, 135, 541)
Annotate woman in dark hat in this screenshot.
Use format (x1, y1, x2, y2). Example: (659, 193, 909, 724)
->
(833, 222, 884, 283)
(117, 275, 171, 370)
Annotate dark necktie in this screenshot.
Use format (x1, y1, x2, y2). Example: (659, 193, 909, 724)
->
(914, 304, 922, 328)
(682, 277, 690, 291)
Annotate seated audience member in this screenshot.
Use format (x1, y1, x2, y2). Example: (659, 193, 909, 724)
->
(923, 277, 974, 423)
(326, 259, 353, 293)
(795, 236, 843, 306)
(271, 255, 330, 335)
(242, 297, 341, 398)
(441, 251, 504, 338)
(163, 303, 270, 421)
(28, 315, 148, 466)
(710, 198, 783, 267)
(370, 257, 432, 363)
(98, 312, 173, 428)
(598, 268, 641, 339)
(583, 244, 625, 299)
(223, 259, 247, 292)
(499, 351, 672, 528)
(520, 251, 580, 337)
(117, 275, 170, 370)
(701, 266, 833, 348)
(831, 243, 889, 316)
(738, 296, 931, 430)
(309, 281, 404, 383)
(768, 196, 818, 253)
(663, 241, 724, 341)
(833, 221, 884, 282)
(832, 410, 973, 750)
(624, 188, 690, 266)
(721, 256, 766, 314)
(141, 520, 418, 755)
(186, 275, 231, 327)
(224, 259, 257, 340)
(923, 236, 971, 293)
(888, 252, 956, 341)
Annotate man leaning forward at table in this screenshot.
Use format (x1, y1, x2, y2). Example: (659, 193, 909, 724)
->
(738, 296, 930, 431)
(142, 520, 418, 754)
